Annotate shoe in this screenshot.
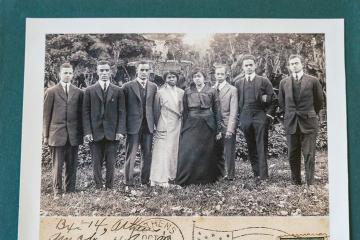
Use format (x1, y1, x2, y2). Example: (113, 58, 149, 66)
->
(292, 179, 302, 185)
(140, 182, 150, 188)
(124, 182, 134, 187)
(254, 177, 261, 186)
(53, 192, 61, 200)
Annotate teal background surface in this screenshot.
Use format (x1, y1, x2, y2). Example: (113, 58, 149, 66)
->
(0, 0, 359, 239)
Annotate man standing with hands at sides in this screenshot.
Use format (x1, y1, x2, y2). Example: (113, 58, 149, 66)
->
(43, 63, 83, 198)
(213, 65, 238, 180)
(122, 61, 158, 187)
(278, 55, 324, 186)
(235, 54, 276, 183)
(83, 60, 126, 190)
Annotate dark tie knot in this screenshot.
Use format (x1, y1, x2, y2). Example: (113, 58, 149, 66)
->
(104, 82, 107, 90)
(295, 74, 301, 82)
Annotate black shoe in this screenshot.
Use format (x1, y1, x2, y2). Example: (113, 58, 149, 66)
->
(124, 182, 134, 187)
(254, 177, 261, 186)
(292, 180, 302, 185)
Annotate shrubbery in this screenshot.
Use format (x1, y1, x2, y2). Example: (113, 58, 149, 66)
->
(42, 122, 327, 167)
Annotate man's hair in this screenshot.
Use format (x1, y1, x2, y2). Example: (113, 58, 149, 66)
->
(241, 54, 256, 65)
(288, 54, 304, 64)
(59, 62, 73, 72)
(97, 59, 111, 67)
(214, 64, 229, 73)
(136, 60, 151, 70)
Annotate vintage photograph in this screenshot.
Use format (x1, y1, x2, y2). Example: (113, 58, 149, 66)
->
(40, 32, 329, 217)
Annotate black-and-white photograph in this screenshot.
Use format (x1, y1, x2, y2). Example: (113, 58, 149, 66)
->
(40, 32, 329, 217)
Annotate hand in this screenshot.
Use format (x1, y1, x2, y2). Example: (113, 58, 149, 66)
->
(84, 134, 93, 143)
(43, 137, 48, 146)
(266, 114, 274, 125)
(216, 133, 222, 140)
(225, 132, 233, 139)
(261, 94, 267, 103)
(115, 133, 124, 141)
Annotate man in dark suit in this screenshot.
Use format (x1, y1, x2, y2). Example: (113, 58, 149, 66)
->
(122, 61, 157, 186)
(83, 60, 126, 189)
(43, 63, 83, 197)
(235, 54, 276, 182)
(278, 54, 324, 185)
(214, 65, 238, 180)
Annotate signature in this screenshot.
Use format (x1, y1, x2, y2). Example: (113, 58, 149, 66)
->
(47, 217, 182, 240)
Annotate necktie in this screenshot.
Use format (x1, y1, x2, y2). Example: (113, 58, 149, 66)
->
(65, 83, 68, 98)
(141, 81, 146, 88)
(295, 74, 299, 81)
(248, 76, 251, 82)
(103, 82, 107, 92)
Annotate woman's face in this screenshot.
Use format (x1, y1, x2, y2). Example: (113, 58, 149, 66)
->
(192, 72, 205, 86)
(166, 73, 177, 87)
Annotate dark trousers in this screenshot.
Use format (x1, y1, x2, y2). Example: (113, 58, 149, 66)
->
(124, 126, 153, 185)
(286, 126, 317, 185)
(50, 143, 78, 193)
(90, 139, 117, 189)
(240, 110, 268, 179)
(216, 133, 236, 179)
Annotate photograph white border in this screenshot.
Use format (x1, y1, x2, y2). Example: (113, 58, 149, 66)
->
(18, 18, 347, 240)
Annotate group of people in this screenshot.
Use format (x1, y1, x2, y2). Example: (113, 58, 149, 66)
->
(43, 54, 324, 197)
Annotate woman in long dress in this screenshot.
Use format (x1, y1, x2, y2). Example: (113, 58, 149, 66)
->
(150, 71, 184, 187)
(175, 68, 222, 186)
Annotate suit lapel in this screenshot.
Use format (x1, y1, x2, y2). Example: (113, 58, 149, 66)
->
(57, 83, 67, 102)
(254, 75, 261, 99)
(68, 84, 75, 102)
(130, 80, 142, 102)
(146, 82, 154, 102)
(95, 82, 104, 102)
(287, 76, 294, 101)
(220, 83, 230, 100)
(299, 74, 310, 99)
(240, 78, 245, 107)
(106, 83, 114, 103)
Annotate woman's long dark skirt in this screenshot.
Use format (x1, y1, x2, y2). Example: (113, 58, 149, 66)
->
(175, 115, 221, 186)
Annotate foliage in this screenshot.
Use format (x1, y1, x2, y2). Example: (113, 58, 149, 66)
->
(42, 122, 328, 167)
(45, 33, 326, 91)
(209, 33, 326, 88)
(40, 151, 328, 217)
(45, 34, 154, 87)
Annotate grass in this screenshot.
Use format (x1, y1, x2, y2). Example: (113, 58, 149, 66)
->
(40, 151, 328, 217)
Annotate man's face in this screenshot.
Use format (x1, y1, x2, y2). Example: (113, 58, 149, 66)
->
(137, 63, 151, 80)
(215, 67, 226, 83)
(242, 59, 256, 75)
(288, 57, 303, 74)
(59, 67, 73, 83)
(97, 64, 111, 81)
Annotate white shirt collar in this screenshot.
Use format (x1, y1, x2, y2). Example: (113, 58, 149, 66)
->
(196, 84, 205, 92)
(216, 81, 227, 91)
(60, 81, 69, 90)
(245, 72, 256, 81)
(293, 70, 304, 80)
(98, 80, 109, 90)
(136, 78, 147, 88)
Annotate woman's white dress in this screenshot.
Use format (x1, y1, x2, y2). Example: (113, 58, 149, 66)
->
(150, 85, 184, 187)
